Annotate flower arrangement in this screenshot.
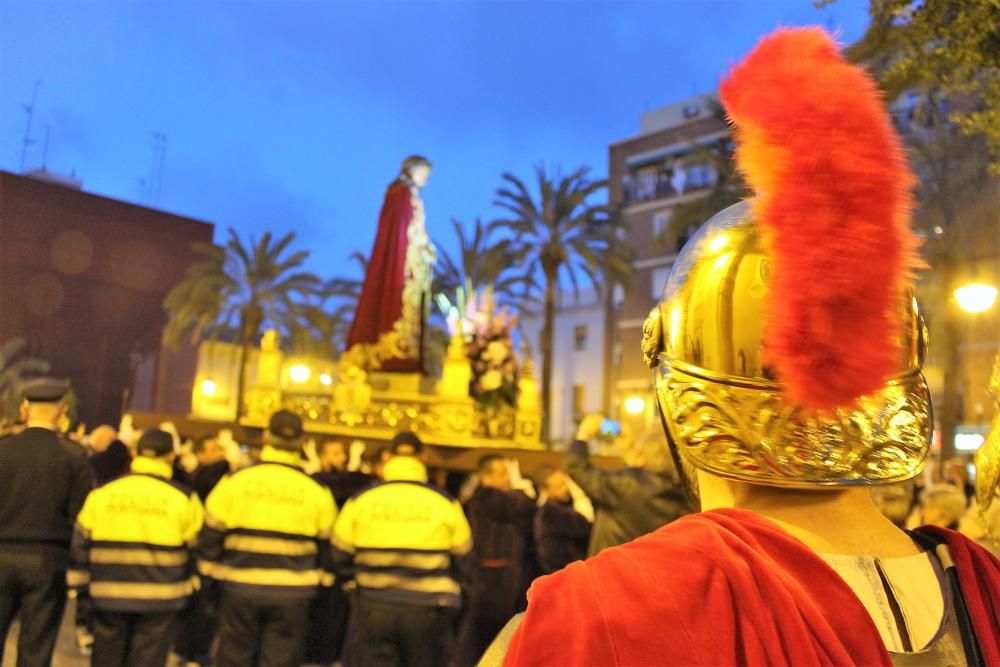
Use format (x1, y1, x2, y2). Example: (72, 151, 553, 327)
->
(436, 284, 520, 408)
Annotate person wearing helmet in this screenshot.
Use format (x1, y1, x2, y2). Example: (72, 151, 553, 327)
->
(490, 27, 1000, 667)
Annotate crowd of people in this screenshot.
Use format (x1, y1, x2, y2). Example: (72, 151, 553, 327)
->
(3, 373, 998, 667)
(0, 379, 698, 667)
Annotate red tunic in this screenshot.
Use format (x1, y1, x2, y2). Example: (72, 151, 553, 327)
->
(345, 180, 420, 372)
(504, 508, 1000, 666)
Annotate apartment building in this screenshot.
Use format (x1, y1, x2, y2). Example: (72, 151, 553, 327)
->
(606, 94, 730, 436)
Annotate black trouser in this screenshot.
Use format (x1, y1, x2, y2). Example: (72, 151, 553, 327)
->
(454, 566, 520, 666)
(216, 592, 311, 667)
(0, 545, 69, 667)
(303, 584, 349, 665)
(92, 609, 177, 666)
(347, 595, 456, 667)
(174, 588, 219, 663)
(75, 590, 93, 631)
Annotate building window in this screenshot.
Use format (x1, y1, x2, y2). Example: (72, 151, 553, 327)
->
(686, 164, 717, 189)
(651, 267, 671, 299)
(652, 211, 671, 239)
(636, 167, 658, 201)
(573, 384, 586, 417)
(574, 325, 587, 351)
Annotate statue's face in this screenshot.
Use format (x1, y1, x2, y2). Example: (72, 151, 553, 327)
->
(409, 164, 431, 188)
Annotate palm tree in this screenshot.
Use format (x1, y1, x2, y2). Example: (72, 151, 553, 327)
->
(0, 337, 50, 425)
(433, 218, 533, 310)
(493, 166, 633, 443)
(164, 228, 322, 417)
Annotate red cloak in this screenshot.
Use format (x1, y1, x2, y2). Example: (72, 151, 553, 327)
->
(346, 180, 421, 373)
(504, 508, 1000, 666)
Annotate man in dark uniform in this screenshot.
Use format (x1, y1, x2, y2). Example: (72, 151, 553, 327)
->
(454, 455, 536, 666)
(0, 378, 93, 666)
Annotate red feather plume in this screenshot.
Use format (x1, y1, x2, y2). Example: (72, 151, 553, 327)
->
(719, 27, 920, 411)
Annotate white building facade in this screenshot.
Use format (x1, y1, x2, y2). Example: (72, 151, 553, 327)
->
(519, 288, 606, 445)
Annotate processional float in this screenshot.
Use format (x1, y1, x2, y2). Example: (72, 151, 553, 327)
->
(194, 156, 541, 449)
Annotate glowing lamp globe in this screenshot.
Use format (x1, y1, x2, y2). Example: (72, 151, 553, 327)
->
(624, 396, 646, 415)
(200, 379, 218, 397)
(289, 364, 311, 383)
(319, 373, 333, 386)
(954, 283, 998, 314)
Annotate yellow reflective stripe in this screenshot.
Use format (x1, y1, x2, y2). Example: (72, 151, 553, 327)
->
(67, 569, 90, 586)
(223, 535, 318, 556)
(331, 534, 355, 554)
(356, 572, 460, 595)
(90, 548, 189, 567)
(355, 551, 450, 570)
(90, 577, 197, 600)
(451, 539, 472, 556)
(204, 513, 226, 531)
(208, 565, 322, 587)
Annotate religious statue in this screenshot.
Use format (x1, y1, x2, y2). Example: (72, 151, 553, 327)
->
(345, 155, 436, 373)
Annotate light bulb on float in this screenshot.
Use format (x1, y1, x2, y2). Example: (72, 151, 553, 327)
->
(289, 365, 311, 383)
(200, 379, 218, 397)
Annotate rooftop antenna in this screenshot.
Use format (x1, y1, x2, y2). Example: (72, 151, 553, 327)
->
(147, 131, 167, 204)
(41, 124, 51, 170)
(19, 80, 41, 172)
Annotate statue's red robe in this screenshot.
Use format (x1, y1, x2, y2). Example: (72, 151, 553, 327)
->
(346, 179, 422, 373)
(503, 508, 1000, 666)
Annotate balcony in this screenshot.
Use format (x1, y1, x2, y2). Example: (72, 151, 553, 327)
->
(621, 162, 719, 206)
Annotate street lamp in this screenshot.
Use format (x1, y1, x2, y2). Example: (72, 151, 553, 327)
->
(624, 396, 646, 415)
(954, 283, 998, 313)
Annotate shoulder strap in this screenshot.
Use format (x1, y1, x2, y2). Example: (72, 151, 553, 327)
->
(908, 529, 986, 666)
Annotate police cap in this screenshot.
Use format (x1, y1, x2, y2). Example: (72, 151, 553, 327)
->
(137, 429, 174, 457)
(390, 431, 424, 456)
(268, 410, 303, 440)
(20, 377, 68, 403)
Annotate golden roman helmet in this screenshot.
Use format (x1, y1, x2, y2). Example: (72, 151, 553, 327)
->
(643, 28, 933, 499)
(643, 201, 931, 498)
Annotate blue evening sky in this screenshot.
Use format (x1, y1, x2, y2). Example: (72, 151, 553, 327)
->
(0, 1, 869, 280)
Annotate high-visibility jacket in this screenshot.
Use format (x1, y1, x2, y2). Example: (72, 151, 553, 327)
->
(68, 456, 204, 612)
(199, 446, 336, 600)
(332, 456, 473, 608)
